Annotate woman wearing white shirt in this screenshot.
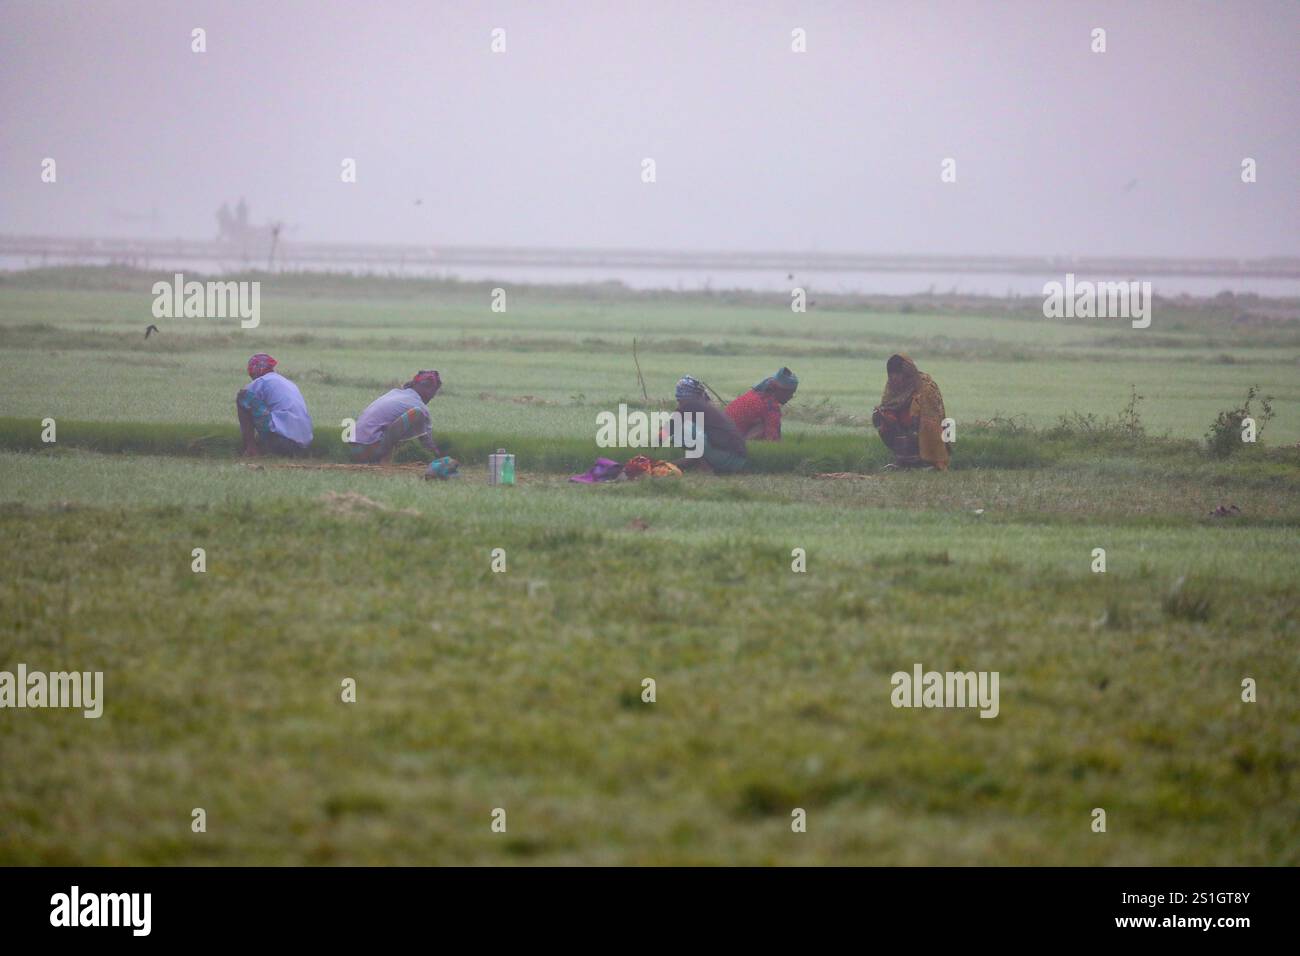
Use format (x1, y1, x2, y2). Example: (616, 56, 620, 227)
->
(236, 353, 314, 456)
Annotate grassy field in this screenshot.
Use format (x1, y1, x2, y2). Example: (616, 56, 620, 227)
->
(0, 269, 1297, 865)
(2, 268, 1298, 442)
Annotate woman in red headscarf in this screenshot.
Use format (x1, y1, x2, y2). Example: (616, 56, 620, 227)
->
(236, 353, 314, 456)
(349, 369, 444, 463)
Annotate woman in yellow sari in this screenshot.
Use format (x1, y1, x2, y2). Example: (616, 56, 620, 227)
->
(871, 353, 951, 470)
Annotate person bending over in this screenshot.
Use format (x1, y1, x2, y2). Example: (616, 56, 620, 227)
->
(350, 369, 443, 464)
(871, 353, 950, 471)
(725, 366, 798, 441)
(236, 353, 313, 457)
(669, 375, 748, 474)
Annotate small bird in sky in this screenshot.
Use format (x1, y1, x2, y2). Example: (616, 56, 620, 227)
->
(413, 198, 424, 206)
(144, 324, 160, 339)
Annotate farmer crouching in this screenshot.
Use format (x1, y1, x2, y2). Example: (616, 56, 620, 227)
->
(725, 366, 798, 441)
(668, 375, 748, 474)
(350, 369, 444, 464)
(235, 353, 314, 457)
(871, 353, 950, 471)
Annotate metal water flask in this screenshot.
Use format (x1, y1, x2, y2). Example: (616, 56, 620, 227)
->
(488, 448, 516, 485)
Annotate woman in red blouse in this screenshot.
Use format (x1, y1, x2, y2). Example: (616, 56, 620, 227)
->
(725, 367, 798, 441)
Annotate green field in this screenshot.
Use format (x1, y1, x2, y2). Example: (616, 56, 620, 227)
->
(2, 269, 1298, 443)
(1, 269, 1297, 865)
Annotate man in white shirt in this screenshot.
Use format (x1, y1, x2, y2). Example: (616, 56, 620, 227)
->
(350, 369, 443, 463)
(236, 353, 314, 456)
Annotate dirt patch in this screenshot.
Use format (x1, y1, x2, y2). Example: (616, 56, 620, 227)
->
(318, 491, 419, 517)
(811, 472, 877, 481)
(253, 459, 545, 486)
(254, 461, 424, 477)
(477, 391, 561, 406)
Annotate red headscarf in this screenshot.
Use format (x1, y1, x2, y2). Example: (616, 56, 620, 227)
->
(247, 353, 277, 379)
(404, 369, 442, 392)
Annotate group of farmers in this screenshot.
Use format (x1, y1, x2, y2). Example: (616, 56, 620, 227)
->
(236, 353, 443, 464)
(234, 351, 951, 472)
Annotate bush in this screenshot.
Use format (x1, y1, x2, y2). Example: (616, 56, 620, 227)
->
(1047, 384, 1145, 443)
(1205, 385, 1275, 458)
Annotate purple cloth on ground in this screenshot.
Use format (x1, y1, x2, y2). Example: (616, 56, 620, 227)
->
(570, 457, 623, 483)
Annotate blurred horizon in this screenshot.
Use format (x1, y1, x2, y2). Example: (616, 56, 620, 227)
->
(2, 0, 1297, 258)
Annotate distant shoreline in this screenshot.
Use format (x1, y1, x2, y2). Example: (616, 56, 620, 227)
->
(4, 263, 1299, 322)
(3, 235, 1300, 300)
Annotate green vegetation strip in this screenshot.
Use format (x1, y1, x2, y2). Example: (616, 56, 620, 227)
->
(7, 415, 1299, 477)
(0, 416, 1070, 473)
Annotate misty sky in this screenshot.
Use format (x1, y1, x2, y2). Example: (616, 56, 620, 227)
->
(1, 0, 1297, 257)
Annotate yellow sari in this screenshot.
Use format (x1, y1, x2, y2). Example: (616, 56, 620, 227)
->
(877, 353, 950, 470)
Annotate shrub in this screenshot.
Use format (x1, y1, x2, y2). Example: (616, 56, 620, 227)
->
(1047, 384, 1145, 443)
(1205, 385, 1274, 458)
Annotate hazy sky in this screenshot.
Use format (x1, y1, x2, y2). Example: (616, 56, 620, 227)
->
(2, 0, 1297, 257)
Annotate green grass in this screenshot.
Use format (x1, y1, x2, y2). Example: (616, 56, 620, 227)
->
(0, 415, 1060, 473)
(2, 270, 1298, 444)
(0, 451, 1296, 865)
(0, 268, 1297, 865)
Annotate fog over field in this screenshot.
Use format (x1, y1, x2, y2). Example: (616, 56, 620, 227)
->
(2, 0, 1297, 258)
(1, 0, 1298, 886)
